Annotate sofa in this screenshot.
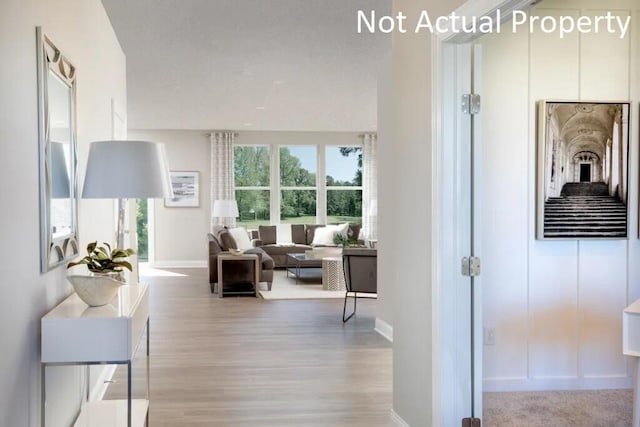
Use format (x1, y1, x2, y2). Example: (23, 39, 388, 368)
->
(208, 229, 275, 292)
(252, 223, 361, 267)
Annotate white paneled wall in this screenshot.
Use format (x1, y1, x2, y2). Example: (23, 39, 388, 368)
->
(481, 0, 640, 391)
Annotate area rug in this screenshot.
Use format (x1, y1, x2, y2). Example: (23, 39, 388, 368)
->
(259, 270, 377, 300)
(259, 270, 344, 300)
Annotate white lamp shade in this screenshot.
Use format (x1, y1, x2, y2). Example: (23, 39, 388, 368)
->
(82, 140, 173, 198)
(212, 199, 239, 217)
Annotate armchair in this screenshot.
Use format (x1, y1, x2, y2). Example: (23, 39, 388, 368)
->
(342, 247, 377, 322)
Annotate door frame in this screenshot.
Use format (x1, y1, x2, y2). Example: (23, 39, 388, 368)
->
(430, 1, 538, 424)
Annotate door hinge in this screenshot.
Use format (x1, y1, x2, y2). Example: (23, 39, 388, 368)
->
(461, 256, 481, 277)
(462, 417, 481, 427)
(461, 93, 481, 114)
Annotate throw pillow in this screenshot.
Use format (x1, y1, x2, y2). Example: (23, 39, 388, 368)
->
(312, 226, 338, 246)
(228, 227, 252, 250)
(335, 222, 349, 238)
(218, 230, 237, 250)
(276, 224, 293, 244)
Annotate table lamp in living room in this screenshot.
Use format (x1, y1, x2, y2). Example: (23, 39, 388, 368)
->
(213, 199, 239, 228)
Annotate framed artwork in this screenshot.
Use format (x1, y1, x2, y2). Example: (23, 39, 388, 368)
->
(536, 101, 630, 240)
(165, 171, 199, 208)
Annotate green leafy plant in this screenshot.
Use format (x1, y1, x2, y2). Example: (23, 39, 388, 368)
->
(333, 234, 357, 247)
(67, 241, 135, 273)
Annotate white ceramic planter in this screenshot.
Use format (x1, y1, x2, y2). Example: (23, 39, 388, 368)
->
(67, 274, 124, 306)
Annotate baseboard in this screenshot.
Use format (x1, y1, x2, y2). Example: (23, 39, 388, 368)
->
(375, 317, 393, 342)
(483, 375, 633, 392)
(89, 365, 117, 401)
(390, 409, 410, 427)
(150, 260, 207, 269)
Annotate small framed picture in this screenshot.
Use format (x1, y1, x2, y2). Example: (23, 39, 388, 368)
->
(165, 171, 199, 208)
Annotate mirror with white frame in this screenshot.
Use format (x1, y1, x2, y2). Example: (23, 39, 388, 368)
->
(37, 27, 79, 272)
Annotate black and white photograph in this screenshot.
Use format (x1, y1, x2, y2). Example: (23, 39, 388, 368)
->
(165, 171, 199, 207)
(537, 101, 630, 239)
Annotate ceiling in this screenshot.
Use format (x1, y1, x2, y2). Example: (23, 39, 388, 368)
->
(100, 0, 391, 132)
(550, 103, 621, 159)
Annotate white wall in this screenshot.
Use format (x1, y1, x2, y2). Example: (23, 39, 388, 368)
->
(376, 51, 394, 337)
(389, 0, 466, 425)
(128, 130, 211, 267)
(0, 1, 126, 426)
(129, 129, 366, 266)
(480, 0, 640, 391)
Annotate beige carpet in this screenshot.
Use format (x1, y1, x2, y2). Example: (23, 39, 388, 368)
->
(259, 269, 345, 299)
(483, 389, 633, 426)
(259, 269, 378, 300)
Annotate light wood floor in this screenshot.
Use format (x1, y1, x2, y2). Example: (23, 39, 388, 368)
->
(113, 268, 393, 426)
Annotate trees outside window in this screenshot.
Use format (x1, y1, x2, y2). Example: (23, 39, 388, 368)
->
(233, 144, 362, 226)
(280, 146, 317, 223)
(326, 146, 362, 224)
(234, 146, 270, 228)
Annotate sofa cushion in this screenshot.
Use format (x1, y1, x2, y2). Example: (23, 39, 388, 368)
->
(291, 224, 306, 244)
(245, 248, 275, 270)
(261, 244, 311, 256)
(218, 230, 237, 250)
(258, 225, 277, 245)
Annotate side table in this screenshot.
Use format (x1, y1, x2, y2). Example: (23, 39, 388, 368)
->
(322, 256, 346, 291)
(217, 253, 260, 298)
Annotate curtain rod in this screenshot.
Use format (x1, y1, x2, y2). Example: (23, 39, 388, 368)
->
(204, 131, 239, 137)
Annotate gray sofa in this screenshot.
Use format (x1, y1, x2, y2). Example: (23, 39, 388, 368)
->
(252, 224, 361, 267)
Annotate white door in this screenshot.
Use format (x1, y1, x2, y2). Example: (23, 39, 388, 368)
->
(439, 42, 483, 425)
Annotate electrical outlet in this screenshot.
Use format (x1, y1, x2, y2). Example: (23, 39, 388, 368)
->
(484, 327, 496, 346)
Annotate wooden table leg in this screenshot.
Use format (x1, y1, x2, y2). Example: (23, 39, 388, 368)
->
(217, 257, 224, 298)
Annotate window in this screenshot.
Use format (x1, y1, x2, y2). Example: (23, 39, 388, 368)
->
(232, 143, 364, 226)
(234, 146, 270, 227)
(280, 146, 317, 223)
(326, 146, 362, 224)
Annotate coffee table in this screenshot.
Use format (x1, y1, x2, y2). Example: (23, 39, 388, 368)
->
(286, 253, 322, 284)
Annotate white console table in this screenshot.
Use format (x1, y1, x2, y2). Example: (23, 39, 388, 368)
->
(624, 299, 640, 427)
(41, 283, 150, 427)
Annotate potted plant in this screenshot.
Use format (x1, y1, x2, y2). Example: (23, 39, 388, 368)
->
(67, 241, 135, 277)
(66, 242, 136, 307)
(333, 234, 358, 247)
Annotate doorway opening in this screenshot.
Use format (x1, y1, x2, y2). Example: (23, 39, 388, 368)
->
(136, 199, 149, 262)
(579, 164, 591, 182)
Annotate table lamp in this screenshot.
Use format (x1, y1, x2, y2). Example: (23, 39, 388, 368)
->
(213, 199, 239, 227)
(82, 140, 173, 248)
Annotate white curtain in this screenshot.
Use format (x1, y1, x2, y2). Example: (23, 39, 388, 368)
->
(210, 131, 236, 229)
(361, 133, 378, 241)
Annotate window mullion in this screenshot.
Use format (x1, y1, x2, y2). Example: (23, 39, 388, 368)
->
(317, 145, 326, 224)
(272, 144, 280, 224)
